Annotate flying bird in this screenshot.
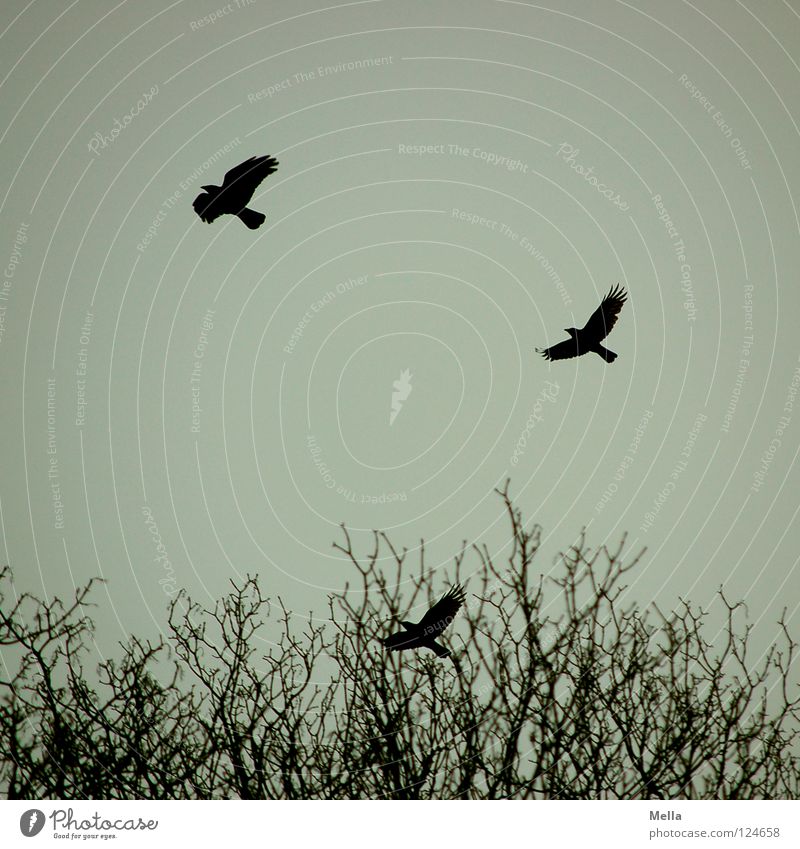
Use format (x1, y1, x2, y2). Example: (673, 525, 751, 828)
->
(380, 584, 465, 658)
(192, 155, 278, 229)
(536, 284, 627, 363)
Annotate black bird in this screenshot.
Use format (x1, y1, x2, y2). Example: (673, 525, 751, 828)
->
(381, 584, 465, 658)
(192, 155, 278, 229)
(536, 284, 627, 363)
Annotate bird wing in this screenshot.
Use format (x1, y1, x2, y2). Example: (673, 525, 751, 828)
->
(192, 191, 221, 223)
(581, 284, 627, 341)
(536, 339, 581, 361)
(418, 584, 465, 638)
(381, 630, 418, 652)
(221, 155, 279, 192)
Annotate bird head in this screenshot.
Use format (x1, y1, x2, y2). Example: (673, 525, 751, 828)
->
(565, 327, 578, 337)
(200, 185, 216, 193)
(400, 621, 415, 630)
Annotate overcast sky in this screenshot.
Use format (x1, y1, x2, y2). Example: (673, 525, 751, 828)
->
(1, 0, 799, 663)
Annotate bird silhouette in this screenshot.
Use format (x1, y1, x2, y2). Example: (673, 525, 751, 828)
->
(536, 284, 627, 362)
(192, 155, 278, 229)
(381, 584, 465, 658)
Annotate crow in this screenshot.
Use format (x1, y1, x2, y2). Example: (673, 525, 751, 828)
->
(380, 584, 466, 658)
(192, 155, 278, 229)
(536, 284, 627, 363)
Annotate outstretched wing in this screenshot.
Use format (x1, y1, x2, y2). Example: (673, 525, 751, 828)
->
(581, 284, 627, 341)
(381, 630, 418, 652)
(536, 339, 580, 361)
(221, 155, 279, 192)
(418, 584, 465, 639)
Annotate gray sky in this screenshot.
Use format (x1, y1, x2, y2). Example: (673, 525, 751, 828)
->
(1, 0, 799, 662)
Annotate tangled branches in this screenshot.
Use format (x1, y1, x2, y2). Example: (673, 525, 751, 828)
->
(2, 484, 798, 799)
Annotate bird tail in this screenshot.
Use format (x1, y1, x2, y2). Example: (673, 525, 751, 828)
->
(237, 207, 266, 229)
(595, 345, 618, 363)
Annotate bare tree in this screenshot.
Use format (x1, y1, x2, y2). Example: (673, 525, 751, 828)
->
(2, 483, 798, 799)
